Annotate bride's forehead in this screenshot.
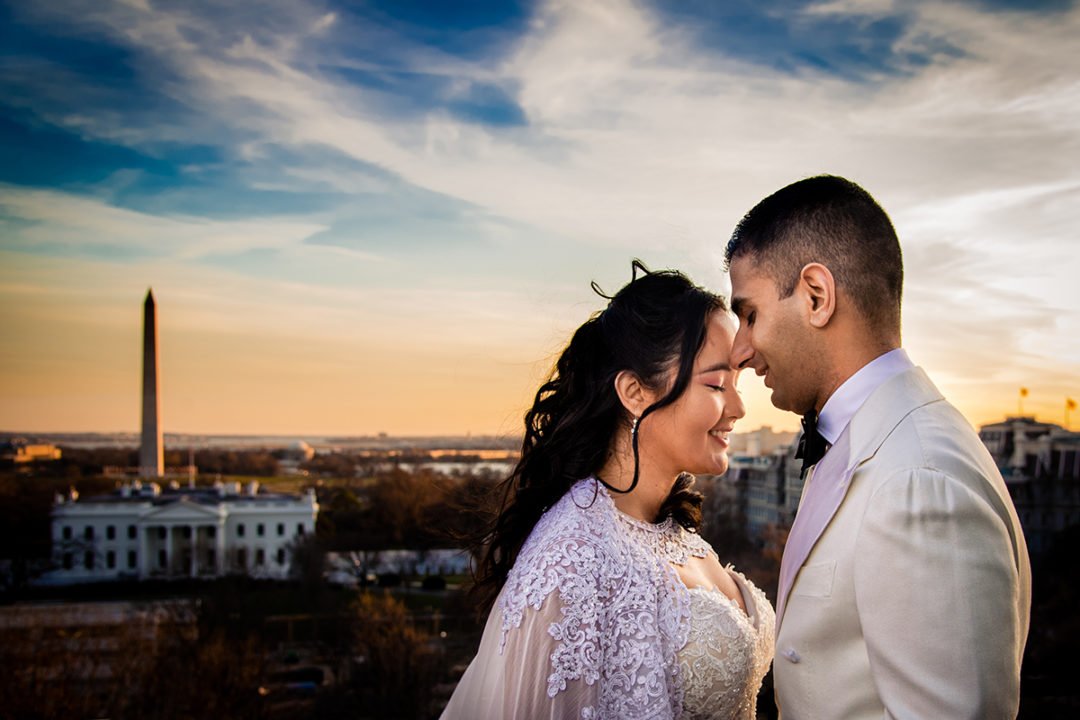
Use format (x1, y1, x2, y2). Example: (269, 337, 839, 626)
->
(697, 314, 736, 357)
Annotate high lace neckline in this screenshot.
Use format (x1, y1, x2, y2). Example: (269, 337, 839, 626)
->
(600, 483, 676, 530)
(587, 478, 712, 567)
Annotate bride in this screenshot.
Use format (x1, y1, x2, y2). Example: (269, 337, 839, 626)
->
(442, 262, 774, 720)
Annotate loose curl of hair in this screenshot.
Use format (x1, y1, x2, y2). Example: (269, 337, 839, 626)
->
(469, 260, 728, 613)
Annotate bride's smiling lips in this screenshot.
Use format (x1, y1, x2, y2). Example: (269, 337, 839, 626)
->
(708, 426, 733, 447)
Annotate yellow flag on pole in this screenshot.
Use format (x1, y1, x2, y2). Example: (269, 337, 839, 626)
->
(1020, 387, 1029, 398)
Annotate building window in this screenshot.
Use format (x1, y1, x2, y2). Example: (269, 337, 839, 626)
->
(207, 549, 216, 567)
(106, 525, 116, 540)
(158, 527, 167, 540)
(158, 549, 167, 568)
(297, 524, 305, 536)
(63, 526, 72, 540)
(277, 548, 286, 565)
(237, 523, 245, 538)
(255, 548, 265, 566)
(257, 523, 265, 537)
(207, 527, 216, 539)
(128, 550, 137, 569)
(128, 525, 137, 540)
(85, 526, 94, 540)
(182, 526, 192, 539)
(277, 523, 284, 536)
(63, 553, 73, 570)
(237, 548, 247, 569)
(106, 551, 116, 569)
(85, 551, 95, 569)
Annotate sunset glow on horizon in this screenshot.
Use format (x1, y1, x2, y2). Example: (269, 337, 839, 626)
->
(1, 0, 1078, 438)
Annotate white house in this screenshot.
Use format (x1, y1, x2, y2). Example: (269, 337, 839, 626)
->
(46, 480, 318, 583)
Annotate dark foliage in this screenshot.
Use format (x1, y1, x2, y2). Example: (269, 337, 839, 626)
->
(315, 470, 498, 554)
(1019, 524, 1080, 718)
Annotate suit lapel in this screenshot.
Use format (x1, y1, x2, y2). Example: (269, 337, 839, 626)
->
(774, 366, 945, 630)
(775, 429, 854, 627)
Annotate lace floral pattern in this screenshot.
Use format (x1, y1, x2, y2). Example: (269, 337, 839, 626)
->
(498, 478, 773, 720)
(678, 578, 775, 720)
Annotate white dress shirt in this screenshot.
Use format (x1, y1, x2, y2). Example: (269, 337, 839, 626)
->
(816, 348, 914, 445)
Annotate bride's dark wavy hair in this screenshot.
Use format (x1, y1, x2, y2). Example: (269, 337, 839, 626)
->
(470, 260, 728, 613)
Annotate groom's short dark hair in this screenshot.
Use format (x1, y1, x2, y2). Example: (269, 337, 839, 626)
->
(725, 175, 903, 333)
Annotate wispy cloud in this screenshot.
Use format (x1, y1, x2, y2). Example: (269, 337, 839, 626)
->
(0, 184, 330, 260)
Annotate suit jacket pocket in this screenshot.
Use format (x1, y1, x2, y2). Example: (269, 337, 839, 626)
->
(792, 561, 835, 598)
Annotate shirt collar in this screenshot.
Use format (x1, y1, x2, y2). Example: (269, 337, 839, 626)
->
(816, 348, 913, 445)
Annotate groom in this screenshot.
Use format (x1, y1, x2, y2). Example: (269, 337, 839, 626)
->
(725, 176, 1031, 718)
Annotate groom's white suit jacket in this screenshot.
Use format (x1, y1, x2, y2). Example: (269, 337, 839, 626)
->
(774, 366, 1031, 719)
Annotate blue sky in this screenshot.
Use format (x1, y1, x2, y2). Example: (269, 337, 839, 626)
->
(1, 0, 1078, 436)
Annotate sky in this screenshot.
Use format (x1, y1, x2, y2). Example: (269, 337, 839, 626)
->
(0, 0, 1078, 438)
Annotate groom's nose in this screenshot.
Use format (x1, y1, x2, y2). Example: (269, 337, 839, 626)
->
(731, 324, 755, 371)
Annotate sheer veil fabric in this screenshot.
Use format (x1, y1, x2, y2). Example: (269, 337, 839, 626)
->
(442, 479, 774, 720)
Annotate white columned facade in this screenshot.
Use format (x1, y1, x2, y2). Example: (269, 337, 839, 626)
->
(139, 523, 152, 579)
(165, 525, 173, 576)
(188, 525, 196, 578)
(49, 482, 319, 584)
(215, 520, 226, 575)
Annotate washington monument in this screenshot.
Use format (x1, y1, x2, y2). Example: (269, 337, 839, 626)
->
(139, 289, 163, 477)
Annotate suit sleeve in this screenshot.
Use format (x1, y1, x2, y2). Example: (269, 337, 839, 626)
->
(853, 469, 1024, 719)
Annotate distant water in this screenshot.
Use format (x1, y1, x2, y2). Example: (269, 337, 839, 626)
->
(395, 461, 516, 476)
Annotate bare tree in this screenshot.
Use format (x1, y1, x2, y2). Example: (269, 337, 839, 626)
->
(348, 591, 439, 719)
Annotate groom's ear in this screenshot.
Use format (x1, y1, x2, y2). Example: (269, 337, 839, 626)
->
(613, 370, 651, 417)
(799, 263, 836, 329)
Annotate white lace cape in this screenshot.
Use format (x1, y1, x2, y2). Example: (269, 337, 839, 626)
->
(497, 478, 714, 719)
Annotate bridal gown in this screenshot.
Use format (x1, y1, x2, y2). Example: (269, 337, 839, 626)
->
(442, 478, 774, 720)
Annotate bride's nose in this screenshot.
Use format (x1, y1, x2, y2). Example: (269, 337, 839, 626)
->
(726, 384, 746, 421)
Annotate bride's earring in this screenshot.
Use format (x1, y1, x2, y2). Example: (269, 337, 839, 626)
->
(631, 416, 639, 441)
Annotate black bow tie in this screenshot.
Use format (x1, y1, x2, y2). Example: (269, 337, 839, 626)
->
(796, 412, 829, 477)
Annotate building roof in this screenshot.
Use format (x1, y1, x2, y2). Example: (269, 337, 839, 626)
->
(57, 482, 313, 507)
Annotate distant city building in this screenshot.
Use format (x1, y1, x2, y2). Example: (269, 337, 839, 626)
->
(1, 439, 61, 464)
(719, 427, 804, 537)
(726, 414, 1080, 554)
(781, 441, 806, 519)
(285, 440, 316, 462)
(980, 416, 1080, 554)
(697, 469, 744, 528)
(45, 480, 318, 584)
(278, 440, 316, 476)
(326, 549, 471, 584)
(727, 449, 795, 536)
(728, 426, 799, 459)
